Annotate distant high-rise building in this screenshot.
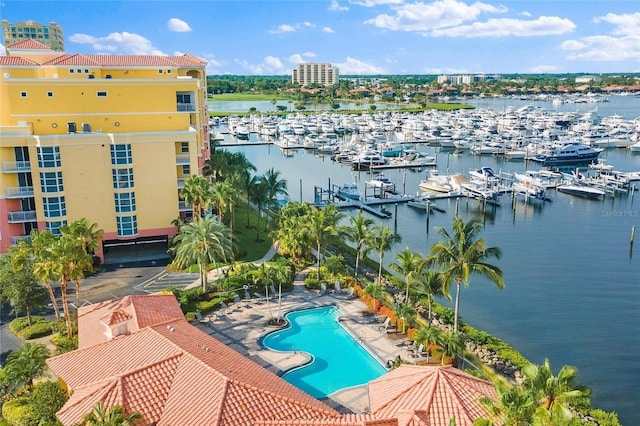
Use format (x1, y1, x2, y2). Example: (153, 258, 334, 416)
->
(292, 63, 339, 86)
(2, 20, 64, 52)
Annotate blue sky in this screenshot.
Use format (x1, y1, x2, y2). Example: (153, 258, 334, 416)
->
(2, 0, 638, 75)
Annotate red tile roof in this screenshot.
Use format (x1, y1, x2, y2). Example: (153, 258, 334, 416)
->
(41, 53, 205, 67)
(368, 365, 499, 426)
(6, 39, 54, 50)
(0, 56, 41, 66)
(48, 296, 340, 426)
(99, 309, 132, 326)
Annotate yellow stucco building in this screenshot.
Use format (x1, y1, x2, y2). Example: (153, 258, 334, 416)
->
(0, 39, 210, 262)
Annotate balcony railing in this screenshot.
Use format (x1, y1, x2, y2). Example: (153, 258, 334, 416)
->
(177, 178, 186, 188)
(11, 235, 32, 245)
(8, 210, 37, 223)
(175, 154, 190, 165)
(176, 103, 196, 112)
(5, 186, 34, 198)
(2, 161, 31, 173)
(178, 201, 190, 211)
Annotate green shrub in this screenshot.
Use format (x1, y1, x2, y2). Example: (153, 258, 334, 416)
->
(185, 312, 196, 322)
(588, 409, 621, 426)
(9, 316, 47, 334)
(1, 396, 32, 426)
(29, 381, 67, 425)
(20, 321, 54, 340)
(51, 333, 78, 355)
(304, 277, 320, 290)
(196, 296, 228, 314)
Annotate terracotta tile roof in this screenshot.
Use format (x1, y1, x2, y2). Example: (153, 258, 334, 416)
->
(41, 53, 205, 67)
(368, 365, 498, 426)
(255, 417, 398, 425)
(99, 309, 133, 326)
(0, 56, 40, 66)
(77, 294, 185, 348)
(48, 295, 340, 426)
(6, 39, 54, 50)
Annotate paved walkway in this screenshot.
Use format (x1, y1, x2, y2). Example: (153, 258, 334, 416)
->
(194, 276, 416, 414)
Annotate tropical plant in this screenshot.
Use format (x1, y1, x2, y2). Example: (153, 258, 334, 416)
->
(412, 326, 441, 362)
(250, 176, 270, 241)
(393, 303, 416, 334)
(170, 218, 234, 292)
(273, 202, 313, 261)
(523, 358, 591, 425)
(77, 401, 142, 426)
(363, 282, 387, 311)
(180, 175, 213, 220)
(308, 204, 345, 280)
(437, 330, 464, 366)
(409, 269, 448, 324)
(3, 343, 50, 390)
(388, 247, 421, 303)
(426, 216, 503, 333)
(262, 167, 288, 211)
(0, 251, 46, 326)
(29, 380, 69, 425)
(367, 226, 401, 284)
(475, 379, 537, 426)
(343, 211, 374, 281)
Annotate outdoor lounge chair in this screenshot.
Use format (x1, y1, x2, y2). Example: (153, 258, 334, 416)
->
(411, 343, 426, 358)
(377, 317, 391, 331)
(254, 292, 271, 301)
(269, 285, 278, 297)
(220, 301, 230, 314)
(233, 294, 245, 308)
(344, 287, 355, 298)
(334, 281, 342, 294)
(320, 282, 327, 296)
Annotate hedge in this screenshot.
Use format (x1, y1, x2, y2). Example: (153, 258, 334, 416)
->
(9, 316, 47, 334)
(20, 321, 54, 340)
(1, 396, 32, 426)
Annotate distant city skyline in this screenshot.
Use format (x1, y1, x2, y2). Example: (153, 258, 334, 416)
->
(1, 0, 638, 75)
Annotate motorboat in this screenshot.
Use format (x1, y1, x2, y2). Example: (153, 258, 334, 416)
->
(419, 170, 453, 193)
(469, 167, 501, 187)
(366, 175, 394, 190)
(337, 183, 361, 200)
(351, 152, 387, 171)
(531, 142, 602, 165)
(557, 183, 606, 199)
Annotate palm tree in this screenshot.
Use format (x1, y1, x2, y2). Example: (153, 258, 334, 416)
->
(438, 330, 464, 366)
(51, 233, 87, 336)
(367, 226, 402, 284)
(78, 401, 142, 426)
(19, 230, 61, 319)
(308, 204, 345, 280)
(60, 219, 101, 308)
(3, 342, 49, 389)
(393, 303, 415, 334)
(426, 216, 503, 333)
(412, 326, 441, 362)
(263, 167, 288, 211)
(250, 177, 270, 242)
(343, 212, 374, 281)
(270, 259, 291, 323)
(213, 179, 234, 225)
(363, 282, 387, 311)
(523, 358, 591, 425)
(388, 247, 421, 303)
(180, 175, 213, 220)
(171, 218, 234, 292)
(475, 379, 536, 426)
(409, 269, 448, 324)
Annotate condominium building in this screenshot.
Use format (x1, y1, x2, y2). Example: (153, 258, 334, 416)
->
(2, 20, 64, 52)
(0, 39, 210, 263)
(292, 63, 339, 86)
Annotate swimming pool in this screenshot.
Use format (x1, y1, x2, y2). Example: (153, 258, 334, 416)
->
(262, 305, 387, 398)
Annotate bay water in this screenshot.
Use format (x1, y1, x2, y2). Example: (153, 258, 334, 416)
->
(219, 95, 639, 424)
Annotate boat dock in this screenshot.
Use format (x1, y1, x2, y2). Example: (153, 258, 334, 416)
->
(334, 196, 415, 218)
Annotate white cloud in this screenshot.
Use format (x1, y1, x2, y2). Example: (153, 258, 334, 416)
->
(431, 16, 576, 37)
(561, 34, 640, 62)
(351, 0, 404, 7)
(531, 65, 560, 73)
(520, 11, 532, 17)
(167, 18, 192, 32)
(235, 56, 288, 74)
(288, 52, 317, 64)
(365, 0, 507, 32)
(329, 0, 349, 11)
(335, 57, 386, 74)
(323, 26, 335, 33)
(68, 32, 166, 55)
(269, 22, 316, 34)
(594, 12, 640, 36)
(0, 43, 5, 56)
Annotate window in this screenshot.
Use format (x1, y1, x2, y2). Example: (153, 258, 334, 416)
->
(158, 69, 163, 74)
(47, 91, 54, 98)
(182, 165, 190, 175)
(110, 144, 132, 165)
(112, 168, 134, 189)
(116, 215, 138, 237)
(114, 192, 136, 213)
(84, 69, 89, 74)
(167, 69, 172, 74)
(20, 91, 27, 98)
(37, 146, 61, 168)
(42, 196, 66, 218)
(76, 69, 82, 74)
(40, 171, 64, 193)
(69, 68, 74, 74)
(180, 142, 189, 153)
(97, 91, 107, 97)
(176, 93, 191, 104)
(45, 220, 67, 236)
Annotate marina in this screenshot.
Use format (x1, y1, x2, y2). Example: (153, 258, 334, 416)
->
(215, 94, 640, 424)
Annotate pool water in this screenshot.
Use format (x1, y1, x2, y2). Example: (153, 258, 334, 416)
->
(262, 306, 388, 398)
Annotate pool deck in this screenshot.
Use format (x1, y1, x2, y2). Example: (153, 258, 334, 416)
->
(194, 278, 415, 414)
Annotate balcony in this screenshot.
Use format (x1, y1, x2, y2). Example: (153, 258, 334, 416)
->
(176, 103, 196, 112)
(2, 161, 31, 173)
(8, 210, 37, 223)
(177, 178, 186, 189)
(175, 154, 190, 165)
(178, 200, 190, 212)
(5, 186, 34, 198)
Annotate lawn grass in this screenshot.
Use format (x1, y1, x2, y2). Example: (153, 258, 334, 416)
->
(208, 93, 289, 101)
(232, 200, 275, 262)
